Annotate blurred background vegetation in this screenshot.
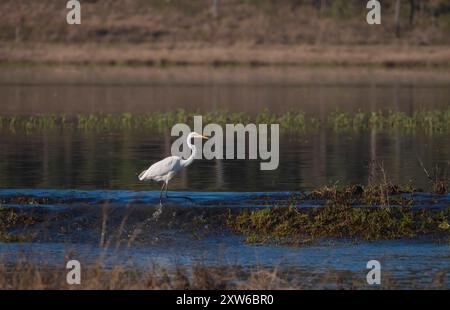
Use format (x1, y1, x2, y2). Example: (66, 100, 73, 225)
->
(1, 0, 449, 45)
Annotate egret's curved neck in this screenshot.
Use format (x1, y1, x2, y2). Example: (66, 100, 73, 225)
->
(180, 134, 197, 168)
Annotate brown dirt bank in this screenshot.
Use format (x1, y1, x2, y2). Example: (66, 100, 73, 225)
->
(2, 65, 450, 86)
(1, 43, 450, 68)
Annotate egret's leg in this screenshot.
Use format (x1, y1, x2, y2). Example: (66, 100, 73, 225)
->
(165, 182, 169, 198)
(159, 182, 166, 204)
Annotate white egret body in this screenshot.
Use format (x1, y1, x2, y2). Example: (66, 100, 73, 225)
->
(138, 132, 208, 203)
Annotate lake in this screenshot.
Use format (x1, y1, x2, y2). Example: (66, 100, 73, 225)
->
(0, 66, 449, 192)
(0, 66, 449, 289)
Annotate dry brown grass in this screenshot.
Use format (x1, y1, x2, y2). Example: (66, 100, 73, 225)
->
(418, 160, 449, 195)
(0, 1, 449, 67)
(0, 262, 311, 290)
(0, 261, 447, 290)
(2, 0, 449, 45)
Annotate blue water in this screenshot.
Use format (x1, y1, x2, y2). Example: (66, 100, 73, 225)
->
(1, 238, 449, 288)
(0, 189, 449, 288)
(1, 188, 449, 208)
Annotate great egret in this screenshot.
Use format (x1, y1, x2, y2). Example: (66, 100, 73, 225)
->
(138, 132, 208, 204)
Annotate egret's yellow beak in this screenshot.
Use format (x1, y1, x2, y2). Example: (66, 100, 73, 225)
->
(201, 135, 209, 140)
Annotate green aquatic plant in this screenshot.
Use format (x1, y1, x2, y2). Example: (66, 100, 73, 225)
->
(278, 111, 310, 132)
(0, 108, 450, 134)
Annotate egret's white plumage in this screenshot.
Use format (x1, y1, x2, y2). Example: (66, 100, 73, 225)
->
(138, 132, 208, 203)
(138, 156, 181, 182)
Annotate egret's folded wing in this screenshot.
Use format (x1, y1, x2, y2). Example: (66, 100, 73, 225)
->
(138, 156, 180, 181)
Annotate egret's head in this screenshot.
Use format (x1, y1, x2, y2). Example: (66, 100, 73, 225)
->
(191, 132, 209, 140)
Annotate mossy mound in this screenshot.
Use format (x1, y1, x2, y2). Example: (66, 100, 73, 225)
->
(230, 205, 450, 245)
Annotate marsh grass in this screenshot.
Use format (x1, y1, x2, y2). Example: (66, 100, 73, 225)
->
(418, 159, 449, 195)
(230, 164, 449, 245)
(230, 203, 450, 245)
(1, 108, 450, 134)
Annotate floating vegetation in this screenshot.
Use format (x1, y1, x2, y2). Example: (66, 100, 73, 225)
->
(1, 108, 450, 134)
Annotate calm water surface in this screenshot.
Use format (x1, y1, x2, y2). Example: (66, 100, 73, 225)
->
(0, 130, 449, 191)
(0, 67, 449, 191)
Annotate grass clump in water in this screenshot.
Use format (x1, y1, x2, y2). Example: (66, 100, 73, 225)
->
(230, 166, 449, 245)
(419, 160, 449, 195)
(303, 183, 418, 207)
(231, 204, 450, 246)
(0, 108, 449, 134)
